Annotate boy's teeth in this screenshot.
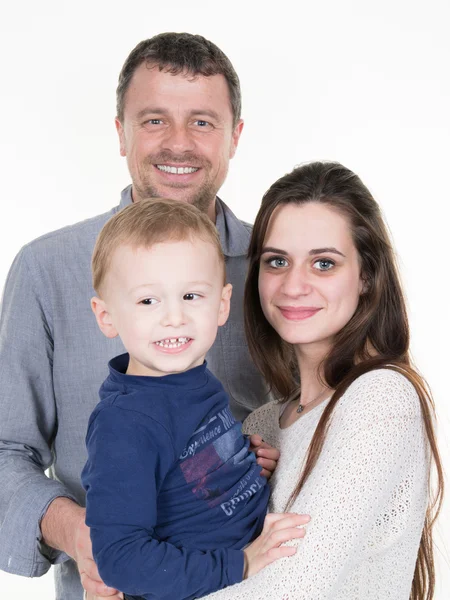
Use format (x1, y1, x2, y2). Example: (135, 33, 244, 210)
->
(157, 165, 199, 174)
(155, 337, 190, 348)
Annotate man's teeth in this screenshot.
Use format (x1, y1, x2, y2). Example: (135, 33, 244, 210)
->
(157, 165, 199, 174)
(155, 337, 191, 348)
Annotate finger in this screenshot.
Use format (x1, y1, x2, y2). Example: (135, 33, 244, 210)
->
(81, 572, 119, 597)
(257, 457, 277, 472)
(256, 447, 280, 460)
(248, 434, 263, 448)
(80, 557, 102, 583)
(264, 512, 311, 525)
(265, 545, 297, 562)
(268, 526, 307, 547)
(263, 512, 310, 530)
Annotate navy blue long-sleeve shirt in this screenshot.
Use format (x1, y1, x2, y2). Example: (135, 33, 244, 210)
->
(82, 355, 269, 600)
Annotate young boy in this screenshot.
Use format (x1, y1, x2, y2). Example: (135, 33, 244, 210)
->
(81, 199, 299, 600)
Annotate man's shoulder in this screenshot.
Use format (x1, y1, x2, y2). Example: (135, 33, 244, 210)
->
(21, 205, 120, 258)
(239, 218, 253, 235)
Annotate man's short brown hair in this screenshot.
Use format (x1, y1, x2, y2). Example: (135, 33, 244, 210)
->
(92, 198, 226, 296)
(116, 32, 241, 127)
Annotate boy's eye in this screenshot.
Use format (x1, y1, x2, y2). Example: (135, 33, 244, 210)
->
(140, 298, 158, 305)
(313, 259, 335, 271)
(183, 293, 200, 301)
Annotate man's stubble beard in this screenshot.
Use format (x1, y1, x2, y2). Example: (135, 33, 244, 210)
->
(135, 177, 216, 215)
(133, 153, 228, 217)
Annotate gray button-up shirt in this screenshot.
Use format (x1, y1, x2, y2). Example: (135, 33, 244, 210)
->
(0, 187, 269, 599)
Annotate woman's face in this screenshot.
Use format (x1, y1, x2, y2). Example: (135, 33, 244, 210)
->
(258, 202, 364, 355)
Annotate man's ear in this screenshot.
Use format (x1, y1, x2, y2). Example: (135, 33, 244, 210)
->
(218, 283, 233, 327)
(115, 118, 127, 157)
(229, 119, 244, 159)
(91, 296, 118, 338)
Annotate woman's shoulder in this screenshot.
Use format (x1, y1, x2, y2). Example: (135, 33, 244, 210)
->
(242, 399, 280, 434)
(339, 367, 422, 421)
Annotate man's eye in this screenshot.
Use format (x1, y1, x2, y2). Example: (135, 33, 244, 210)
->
(140, 298, 158, 305)
(147, 119, 163, 125)
(266, 257, 288, 268)
(313, 259, 335, 271)
(194, 120, 209, 127)
(183, 293, 200, 301)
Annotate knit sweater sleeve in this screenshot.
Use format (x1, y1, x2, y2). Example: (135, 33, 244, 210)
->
(203, 369, 429, 600)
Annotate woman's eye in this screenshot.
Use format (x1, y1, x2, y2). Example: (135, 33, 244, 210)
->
(183, 293, 200, 301)
(267, 257, 288, 268)
(313, 259, 335, 271)
(140, 298, 158, 305)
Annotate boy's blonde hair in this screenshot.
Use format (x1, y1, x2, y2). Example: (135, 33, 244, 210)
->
(92, 198, 226, 295)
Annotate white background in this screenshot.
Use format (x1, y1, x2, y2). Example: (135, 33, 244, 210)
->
(1, 0, 449, 597)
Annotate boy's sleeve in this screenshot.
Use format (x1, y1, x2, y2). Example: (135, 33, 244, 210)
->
(83, 405, 244, 600)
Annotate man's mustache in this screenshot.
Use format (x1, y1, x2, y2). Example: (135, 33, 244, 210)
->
(148, 152, 211, 169)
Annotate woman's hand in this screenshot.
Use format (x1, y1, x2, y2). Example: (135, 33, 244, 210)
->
(248, 434, 280, 479)
(243, 512, 310, 578)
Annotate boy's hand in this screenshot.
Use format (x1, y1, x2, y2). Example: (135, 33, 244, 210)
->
(243, 512, 310, 578)
(248, 434, 280, 479)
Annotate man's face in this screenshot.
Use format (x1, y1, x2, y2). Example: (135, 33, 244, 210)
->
(116, 64, 243, 219)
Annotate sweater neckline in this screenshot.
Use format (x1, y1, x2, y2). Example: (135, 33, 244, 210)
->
(107, 353, 209, 390)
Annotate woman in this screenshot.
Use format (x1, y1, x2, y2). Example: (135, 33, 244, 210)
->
(206, 161, 443, 599)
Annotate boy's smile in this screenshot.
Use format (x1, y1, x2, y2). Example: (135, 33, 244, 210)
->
(92, 238, 232, 377)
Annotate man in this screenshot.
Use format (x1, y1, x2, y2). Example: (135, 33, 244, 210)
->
(0, 33, 269, 600)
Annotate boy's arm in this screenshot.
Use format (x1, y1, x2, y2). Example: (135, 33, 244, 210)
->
(83, 405, 245, 600)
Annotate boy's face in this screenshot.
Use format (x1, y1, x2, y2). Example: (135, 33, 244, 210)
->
(92, 239, 232, 377)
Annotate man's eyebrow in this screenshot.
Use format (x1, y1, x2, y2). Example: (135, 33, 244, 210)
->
(135, 108, 222, 121)
(190, 109, 221, 121)
(309, 247, 345, 257)
(136, 107, 167, 120)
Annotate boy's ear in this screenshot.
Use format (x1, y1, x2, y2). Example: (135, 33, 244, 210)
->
(218, 283, 233, 327)
(91, 297, 118, 339)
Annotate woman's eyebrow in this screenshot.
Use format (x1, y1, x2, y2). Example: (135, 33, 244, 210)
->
(309, 247, 345, 257)
(261, 246, 288, 255)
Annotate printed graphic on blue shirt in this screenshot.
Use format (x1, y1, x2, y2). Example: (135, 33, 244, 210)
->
(179, 407, 266, 516)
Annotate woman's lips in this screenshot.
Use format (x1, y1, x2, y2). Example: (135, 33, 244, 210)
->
(278, 306, 322, 320)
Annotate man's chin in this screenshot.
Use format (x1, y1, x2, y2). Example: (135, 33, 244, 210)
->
(137, 182, 216, 214)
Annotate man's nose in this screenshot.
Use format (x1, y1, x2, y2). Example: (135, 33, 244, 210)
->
(161, 123, 195, 154)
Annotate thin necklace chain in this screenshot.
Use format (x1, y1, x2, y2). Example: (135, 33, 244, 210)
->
(297, 388, 329, 414)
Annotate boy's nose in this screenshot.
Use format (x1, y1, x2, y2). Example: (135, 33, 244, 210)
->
(160, 302, 187, 328)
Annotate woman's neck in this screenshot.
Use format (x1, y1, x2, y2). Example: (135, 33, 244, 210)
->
(295, 342, 331, 406)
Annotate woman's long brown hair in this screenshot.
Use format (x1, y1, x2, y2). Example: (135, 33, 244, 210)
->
(244, 162, 444, 600)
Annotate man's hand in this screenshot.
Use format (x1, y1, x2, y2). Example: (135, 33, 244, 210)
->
(74, 519, 123, 599)
(248, 434, 280, 479)
(40, 498, 123, 599)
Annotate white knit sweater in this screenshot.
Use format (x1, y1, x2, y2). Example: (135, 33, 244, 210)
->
(205, 369, 429, 600)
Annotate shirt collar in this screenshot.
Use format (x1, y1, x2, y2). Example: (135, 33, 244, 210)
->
(119, 185, 250, 258)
